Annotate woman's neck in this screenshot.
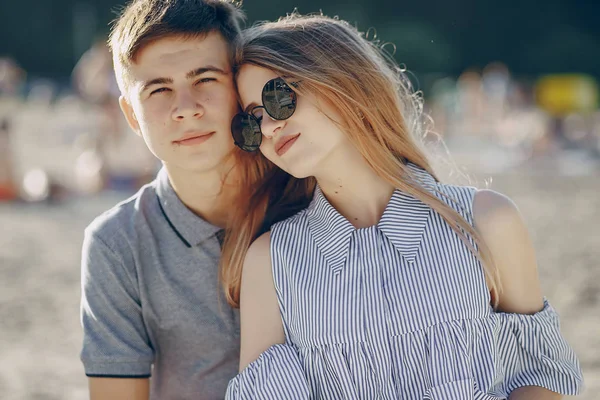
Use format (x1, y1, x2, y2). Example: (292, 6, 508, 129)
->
(315, 149, 395, 229)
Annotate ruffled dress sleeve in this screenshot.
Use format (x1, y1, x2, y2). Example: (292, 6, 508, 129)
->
(225, 343, 311, 399)
(495, 298, 584, 396)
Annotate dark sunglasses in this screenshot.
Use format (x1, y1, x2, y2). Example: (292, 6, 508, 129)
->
(231, 77, 298, 152)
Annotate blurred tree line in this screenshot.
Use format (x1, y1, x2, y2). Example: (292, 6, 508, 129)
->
(0, 0, 598, 80)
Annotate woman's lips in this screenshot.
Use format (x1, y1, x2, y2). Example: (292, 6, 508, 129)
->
(275, 133, 301, 156)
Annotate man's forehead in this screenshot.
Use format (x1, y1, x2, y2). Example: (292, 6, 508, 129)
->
(131, 33, 232, 76)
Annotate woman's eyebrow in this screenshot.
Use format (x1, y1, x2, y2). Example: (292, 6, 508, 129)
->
(244, 102, 259, 113)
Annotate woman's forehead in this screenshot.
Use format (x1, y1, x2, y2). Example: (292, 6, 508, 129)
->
(236, 65, 278, 102)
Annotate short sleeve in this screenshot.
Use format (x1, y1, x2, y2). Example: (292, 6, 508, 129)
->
(225, 344, 310, 399)
(80, 229, 154, 377)
(495, 298, 584, 395)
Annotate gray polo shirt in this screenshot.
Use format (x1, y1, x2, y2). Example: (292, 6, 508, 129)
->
(80, 167, 240, 399)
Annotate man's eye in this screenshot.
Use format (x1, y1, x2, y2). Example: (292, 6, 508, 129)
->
(150, 88, 169, 95)
(195, 78, 216, 85)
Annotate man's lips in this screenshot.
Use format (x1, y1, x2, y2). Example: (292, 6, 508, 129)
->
(173, 131, 215, 146)
(275, 133, 301, 156)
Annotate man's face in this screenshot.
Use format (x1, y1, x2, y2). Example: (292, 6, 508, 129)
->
(119, 32, 238, 176)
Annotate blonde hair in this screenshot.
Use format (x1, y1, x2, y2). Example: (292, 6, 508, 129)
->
(221, 13, 501, 308)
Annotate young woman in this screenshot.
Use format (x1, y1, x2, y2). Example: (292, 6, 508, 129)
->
(221, 13, 583, 399)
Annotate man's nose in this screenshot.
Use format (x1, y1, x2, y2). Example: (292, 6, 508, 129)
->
(172, 91, 204, 121)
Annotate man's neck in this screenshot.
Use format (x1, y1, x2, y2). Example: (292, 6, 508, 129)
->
(164, 163, 238, 228)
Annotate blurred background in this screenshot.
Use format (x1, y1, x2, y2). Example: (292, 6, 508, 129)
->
(0, 0, 598, 399)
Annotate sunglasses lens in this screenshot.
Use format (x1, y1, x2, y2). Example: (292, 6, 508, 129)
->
(262, 78, 297, 120)
(231, 113, 261, 152)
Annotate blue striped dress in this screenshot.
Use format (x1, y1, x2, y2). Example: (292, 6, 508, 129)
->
(226, 163, 583, 399)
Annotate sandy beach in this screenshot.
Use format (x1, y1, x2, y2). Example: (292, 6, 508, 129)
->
(0, 156, 598, 399)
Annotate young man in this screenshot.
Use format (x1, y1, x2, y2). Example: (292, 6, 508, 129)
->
(80, 1, 245, 399)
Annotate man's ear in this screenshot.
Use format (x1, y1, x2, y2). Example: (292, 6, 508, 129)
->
(119, 96, 142, 137)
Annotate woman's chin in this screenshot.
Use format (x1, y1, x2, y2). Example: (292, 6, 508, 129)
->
(278, 163, 311, 180)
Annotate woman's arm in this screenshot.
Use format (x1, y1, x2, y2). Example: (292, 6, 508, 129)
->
(473, 189, 544, 314)
(238, 231, 286, 372)
(225, 232, 311, 399)
(473, 189, 562, 398)
(508, 386, 562, 399)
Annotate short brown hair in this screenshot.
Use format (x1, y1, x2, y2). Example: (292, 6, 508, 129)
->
(109, 0, 245, 93)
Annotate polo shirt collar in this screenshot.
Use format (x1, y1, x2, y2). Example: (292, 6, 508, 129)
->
(307, 162, 438, 274)
(155, 167, 221, 248)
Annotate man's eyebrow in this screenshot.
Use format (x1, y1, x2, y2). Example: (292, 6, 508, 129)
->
(139, 66, 228, 94)
(140, 77, 173, 94)
(186, 66, 228, 79)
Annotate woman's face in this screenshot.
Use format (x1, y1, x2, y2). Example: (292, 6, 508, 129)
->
(236, 64, 351, 179)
